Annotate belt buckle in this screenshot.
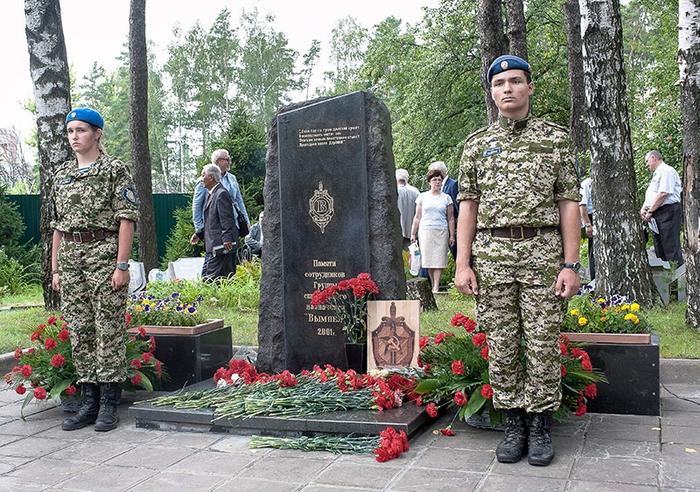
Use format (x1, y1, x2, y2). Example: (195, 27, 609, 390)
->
(510, 226, 525, 241)
(72, 232, 83, 243)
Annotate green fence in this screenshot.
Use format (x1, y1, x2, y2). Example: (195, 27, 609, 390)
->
(7, 194, 190, 261)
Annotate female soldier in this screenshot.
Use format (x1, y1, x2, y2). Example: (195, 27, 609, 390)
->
(51, 108, 139, 432)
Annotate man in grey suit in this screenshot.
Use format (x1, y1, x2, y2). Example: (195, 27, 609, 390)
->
(190, 164, 237, 280)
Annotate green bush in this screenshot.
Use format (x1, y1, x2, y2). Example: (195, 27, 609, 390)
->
(161, 205, 199, 269)
(0, 247, 39, 296)
(145, 258, 262, 312)
(0, 186, 26, 259)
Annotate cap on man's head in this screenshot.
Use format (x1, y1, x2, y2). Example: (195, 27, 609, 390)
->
(65, 108, 104, 129)
(487, 55, 531, 84)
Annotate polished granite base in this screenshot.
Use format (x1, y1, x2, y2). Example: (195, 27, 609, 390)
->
(129, 381, 429, 438)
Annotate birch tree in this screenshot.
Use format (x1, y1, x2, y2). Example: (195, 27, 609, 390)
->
(24, 0, 72, 310)
(129, 0, 158, 271)
(565, 0, 588, 154)
(679, 0, 700, 327)
(579, 0, 658, 304)
(505, 0, 528, 60)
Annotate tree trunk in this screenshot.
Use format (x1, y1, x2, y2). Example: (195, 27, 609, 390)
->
(129, 0, 158, 272)
(679, 0, 700, 328)
(579, 0, 658, 305)
(505, 0, 528, 60)
(24, 0, 72, 310)
(477, 0, 507, 124)
(565, 0, 589, 155)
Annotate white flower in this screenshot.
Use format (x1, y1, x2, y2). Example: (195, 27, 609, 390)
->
(216, 378, 229, 388)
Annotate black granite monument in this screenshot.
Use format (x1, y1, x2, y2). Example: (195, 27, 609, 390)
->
(257, 92, 406, 373)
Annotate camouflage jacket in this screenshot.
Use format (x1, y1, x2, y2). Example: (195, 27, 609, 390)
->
(51, 154, 140, 232)
(457, 114, 580, 229)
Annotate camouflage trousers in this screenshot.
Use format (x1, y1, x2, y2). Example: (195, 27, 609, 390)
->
(58, 235, 127, 384)
(473, 230, 566, 413)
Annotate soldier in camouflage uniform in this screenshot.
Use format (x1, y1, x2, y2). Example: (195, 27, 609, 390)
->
(455, 56, 581, 466)
(50, 108, 139, 432)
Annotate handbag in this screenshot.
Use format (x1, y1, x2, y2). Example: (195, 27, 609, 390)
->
(235, 205, 250, 237)
(408, 242, 421, 276)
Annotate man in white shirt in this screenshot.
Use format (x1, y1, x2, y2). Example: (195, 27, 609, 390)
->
(579, 176, 595, 279)
(396, 169, 419, 249)
(640, 150, 683, 265)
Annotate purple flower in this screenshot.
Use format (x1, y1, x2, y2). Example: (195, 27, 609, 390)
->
(187, 306, 196, 314)
(171, 292, 180, 299)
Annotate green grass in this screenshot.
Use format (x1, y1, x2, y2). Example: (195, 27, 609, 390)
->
(0, 284, 43, 308)
(1, 285, 699, 359)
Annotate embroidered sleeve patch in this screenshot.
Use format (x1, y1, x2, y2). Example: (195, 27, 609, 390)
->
(122, 187, 139, 206)
(482, 147, 502, 158)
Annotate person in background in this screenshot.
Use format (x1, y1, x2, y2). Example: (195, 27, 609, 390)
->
(396, 169, 419, 250)
(411, 169, 456, 293)
(640, 150, 683, 266)
(52, 107, 139, 433)
(428, 160, 460, 259)
(246, 210, 264, 257)
(190, 164, 237, 279)
(579, 175, 595, 280)
(192, 149, 250, 275)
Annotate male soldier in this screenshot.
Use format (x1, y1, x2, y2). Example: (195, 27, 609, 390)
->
(455, 55, 581, 466)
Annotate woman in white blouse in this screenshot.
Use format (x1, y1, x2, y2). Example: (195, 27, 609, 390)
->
(410, 169, 455, 293)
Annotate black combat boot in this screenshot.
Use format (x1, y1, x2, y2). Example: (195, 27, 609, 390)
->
(528, 411, 555, 466)
(62, 383, 100, 431)
(496, 408, 528, 463)
(94, 383, 121, 432)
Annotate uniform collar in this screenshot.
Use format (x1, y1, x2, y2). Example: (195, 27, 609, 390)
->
(497, 113, 531, 133)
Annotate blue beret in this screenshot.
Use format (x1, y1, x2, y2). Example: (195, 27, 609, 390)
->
(487, 55, 531, 84)
(65, 107, 104, 129)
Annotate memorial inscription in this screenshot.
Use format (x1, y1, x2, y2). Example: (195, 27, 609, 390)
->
(278, 92, 370, 372)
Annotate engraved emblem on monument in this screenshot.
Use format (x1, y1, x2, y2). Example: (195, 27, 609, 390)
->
(371, 302, 416, 367)
(308, 181, 334, 234)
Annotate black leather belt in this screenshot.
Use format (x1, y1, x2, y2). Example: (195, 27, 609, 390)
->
(62, 229, 117, 243)
(486, 225, 559, 241)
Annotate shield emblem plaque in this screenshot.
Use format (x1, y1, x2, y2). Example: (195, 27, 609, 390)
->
(367, 300, 421, 371)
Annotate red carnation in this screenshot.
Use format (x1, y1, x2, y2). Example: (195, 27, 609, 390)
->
(419, 336, 429, 349)
(13, 349, 21, 360)
(33, 387, 47, 400)
(581, 356, 593, 372)
(138, 326, 147, 337)
(65, 385, 77, 396)
(584, 383, 598, 399)
(20, 365, 32, 378)
(453, 390, 467, 406)
(15, 385, 26, 395)
(440, 427, 456, 436)
(480, 384, 494, 399)
(30, 331, 41, 342)
(415, 396, 423, 406)
(130, 359, 142, 369)
(50, 354, 65, 368)
(426, 402, 438, 418)
(472, 332, 487, 347)
(58, 329, 70, 342)
(124, 312, 132, 326)
(561, 364, 567, 378)
(451, 360, 465, 375)
(560, 342, 568, 356)
(131, 373, 142, 386)
(47, 315, 57, 325)
(142, 352, 153, 363)
(575, 403, 587, 416)
(480, 345, 489, 360)
(149, 336, 156, 352)
(434, 333, 447, 345)
(44, 337, 58, 351)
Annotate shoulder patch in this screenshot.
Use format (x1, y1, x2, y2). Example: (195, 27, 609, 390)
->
(122, 187, 139, 206)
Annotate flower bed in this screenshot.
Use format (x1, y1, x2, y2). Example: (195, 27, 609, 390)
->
(127, 292, 206, 327)
(563, 291, 650, 334)
(414, 313, 606, 424)
(5, 315, 163, 413)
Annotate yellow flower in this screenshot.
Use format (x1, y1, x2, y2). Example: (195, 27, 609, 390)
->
(600, 316, 607, 322)
(134, 305, 144, 313)
(630, 303, 640, 312)
(621, 304, 629, 311)
(624, 313, 639, 324)
(578, 316, 588, 326)
(597, 298, 606, 304)
(569, 308, 580, 316)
